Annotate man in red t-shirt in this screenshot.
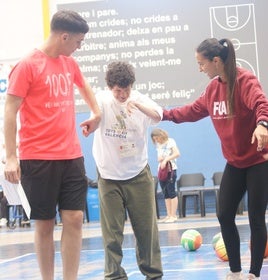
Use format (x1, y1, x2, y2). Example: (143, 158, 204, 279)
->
(4, 10, 101, 279)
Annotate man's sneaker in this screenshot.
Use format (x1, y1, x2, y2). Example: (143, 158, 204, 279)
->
(226, 271, 243, 280)
(246, 273, 261, 279)
(0, 218, 7, 227)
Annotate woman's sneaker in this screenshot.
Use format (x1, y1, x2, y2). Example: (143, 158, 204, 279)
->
(226, 271, 243, 280)
(165, 216, 178, 223)
(246, 273, 261, 279)
(161, 216, 170, 222)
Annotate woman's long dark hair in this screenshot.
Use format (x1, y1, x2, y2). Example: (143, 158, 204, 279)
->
(196, 38, 237, 116)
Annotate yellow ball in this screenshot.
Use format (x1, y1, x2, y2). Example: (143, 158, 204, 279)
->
(212, 232, 222, 250)
(181, 229, 202, 251)
(215, 238, 228, 261)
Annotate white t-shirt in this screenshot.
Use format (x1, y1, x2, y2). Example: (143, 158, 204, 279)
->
(156, 138, 178, 170)
(93, 90, 163, 180)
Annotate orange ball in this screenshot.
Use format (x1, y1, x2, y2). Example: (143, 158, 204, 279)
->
(215, 238, 228, 261)
(264, 241, 268, 258)
(249, 238, 268, 258)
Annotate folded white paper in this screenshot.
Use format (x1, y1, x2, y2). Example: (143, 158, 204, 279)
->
(0, 175, 31, 219)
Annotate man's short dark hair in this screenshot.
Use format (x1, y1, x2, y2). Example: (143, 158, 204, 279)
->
(50, 10, 89, 34)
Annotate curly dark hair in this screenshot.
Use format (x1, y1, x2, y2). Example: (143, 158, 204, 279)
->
(105, 61, 136, 89)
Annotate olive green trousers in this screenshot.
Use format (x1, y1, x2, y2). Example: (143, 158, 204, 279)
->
(98, 165, 163, 280)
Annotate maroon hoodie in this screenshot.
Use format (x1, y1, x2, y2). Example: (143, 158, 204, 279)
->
(163, 67, 268, 168)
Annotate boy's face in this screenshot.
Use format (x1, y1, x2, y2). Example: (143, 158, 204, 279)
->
(111, 85, 132, 103)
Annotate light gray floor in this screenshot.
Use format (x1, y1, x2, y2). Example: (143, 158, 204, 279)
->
(1, 212, 268, 279)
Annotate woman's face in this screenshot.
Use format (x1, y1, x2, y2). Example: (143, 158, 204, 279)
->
(195, 52, 222, 80)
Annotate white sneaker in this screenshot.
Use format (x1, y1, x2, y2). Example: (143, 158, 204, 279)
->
(161, 216, 170, 222)
(226, 271, 243, 280)
(165, 216, 178, 223)
(0, 218, 7, 227)
(246, 273, 261, 279)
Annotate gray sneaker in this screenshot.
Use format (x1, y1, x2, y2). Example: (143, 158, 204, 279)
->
(246, 273, 261, 279)
(226, 271, 243, 280)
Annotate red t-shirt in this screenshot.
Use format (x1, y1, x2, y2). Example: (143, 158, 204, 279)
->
(7, 49, 85, 160)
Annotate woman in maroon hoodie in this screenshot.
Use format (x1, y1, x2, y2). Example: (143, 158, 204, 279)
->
(163, 38, 268, 280)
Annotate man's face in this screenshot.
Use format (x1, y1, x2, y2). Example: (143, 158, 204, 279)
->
(62, 32, 85, 56)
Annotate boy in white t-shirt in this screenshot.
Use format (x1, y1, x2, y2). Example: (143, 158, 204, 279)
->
(82, 61, 163, 279)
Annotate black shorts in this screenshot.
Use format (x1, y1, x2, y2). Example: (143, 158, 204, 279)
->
(20, 157, 88, 220)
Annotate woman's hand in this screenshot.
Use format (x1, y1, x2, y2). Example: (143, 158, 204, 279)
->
(251, 125, 268, 151)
